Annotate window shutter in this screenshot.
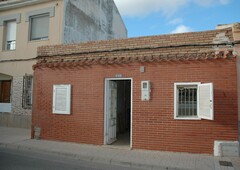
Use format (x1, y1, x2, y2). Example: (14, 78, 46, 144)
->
(30, 14, 49, 40)
(6, 21, 16, 41)
(53, 85, 71, 114)
(198, 83, 214, 120)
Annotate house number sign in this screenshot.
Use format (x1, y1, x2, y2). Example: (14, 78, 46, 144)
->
(115, 74, 123, 78)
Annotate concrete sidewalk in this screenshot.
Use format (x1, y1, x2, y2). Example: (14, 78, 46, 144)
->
(0, 127, 239, 170)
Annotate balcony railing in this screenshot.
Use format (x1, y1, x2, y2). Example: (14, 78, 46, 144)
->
(6, 40, 16, 50)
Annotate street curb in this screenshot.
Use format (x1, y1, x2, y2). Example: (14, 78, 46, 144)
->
(0, 143, 209, 170)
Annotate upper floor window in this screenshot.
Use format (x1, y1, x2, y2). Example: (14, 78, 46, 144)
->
(29, 14, 49, 41)
(0, 13, 20, 51)
(26, 7, 55, 42)
(5, 20, 17, 50)
(0, 14, 20, 51)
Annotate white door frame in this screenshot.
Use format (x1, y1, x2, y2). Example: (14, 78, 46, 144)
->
(104, 78, 133, 148)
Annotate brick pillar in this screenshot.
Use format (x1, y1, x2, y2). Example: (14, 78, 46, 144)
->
(232, 23, 240, 142)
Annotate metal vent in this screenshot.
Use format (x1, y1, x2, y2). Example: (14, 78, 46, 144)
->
(219, 161, 233, 167)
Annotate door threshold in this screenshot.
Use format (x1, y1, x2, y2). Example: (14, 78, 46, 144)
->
(102, 145, 131, 150)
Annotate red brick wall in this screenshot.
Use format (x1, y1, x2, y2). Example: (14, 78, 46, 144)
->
(32, 58, 238, 154)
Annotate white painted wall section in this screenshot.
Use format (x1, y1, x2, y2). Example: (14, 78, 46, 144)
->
(0, 103, 11, 112)
(214, 141, 239, 157)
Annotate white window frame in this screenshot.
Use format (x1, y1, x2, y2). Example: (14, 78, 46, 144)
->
(4, 20, 17, 50)
(53, 84, 71, 115)
(174, 82, 214, 120)
(0, 14, 20, 51)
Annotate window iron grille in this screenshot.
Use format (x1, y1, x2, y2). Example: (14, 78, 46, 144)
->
(177, 86, 197, 117)
(22, 74, 33, 109)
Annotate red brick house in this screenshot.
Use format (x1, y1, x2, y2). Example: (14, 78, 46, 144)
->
(32, 24, 240, 155)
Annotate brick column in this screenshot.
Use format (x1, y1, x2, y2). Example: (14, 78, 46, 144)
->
(232, 23, 240, 142)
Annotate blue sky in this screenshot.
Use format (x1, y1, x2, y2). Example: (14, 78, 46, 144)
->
(113, 0, 240, 37)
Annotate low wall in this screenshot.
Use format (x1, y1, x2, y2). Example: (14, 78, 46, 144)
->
(0, 113, 31, 129)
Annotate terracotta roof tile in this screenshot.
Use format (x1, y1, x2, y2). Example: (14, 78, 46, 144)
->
(33, 49, 236, 70)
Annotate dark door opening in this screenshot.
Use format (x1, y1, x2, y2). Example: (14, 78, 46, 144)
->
(112, 80, 131, 147)
(0, 80, 11, 103)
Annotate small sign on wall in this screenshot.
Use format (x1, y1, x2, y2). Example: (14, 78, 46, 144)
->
(115, 74, 123, 78)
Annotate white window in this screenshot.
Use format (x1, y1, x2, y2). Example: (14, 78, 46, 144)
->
(22, 74, 33, 109)
(174, 82, 214, 120)
(29, 14, 49, 41)
(53, 85, 71, 115)
(5, 20, 16, 50)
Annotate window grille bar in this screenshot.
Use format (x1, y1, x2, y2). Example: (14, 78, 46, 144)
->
(192, 88, 194, 116)
(184, 89, 187, 116)
(186, 89, 189, 116)
(22, 74, 33, 109)
(195, 89, 197, 115)
(181, 89, 183, 116)
(179, 89, 182, 116)
(177, 86, 197, 117)
(193, 89, 195, 115)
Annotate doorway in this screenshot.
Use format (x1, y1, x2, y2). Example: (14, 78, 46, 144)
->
(104, 78, 132, 148)
(0, 73, 12, 113)
(0, 80, 11, 103)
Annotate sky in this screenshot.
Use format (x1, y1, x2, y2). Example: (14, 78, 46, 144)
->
(113, 0, 240, 38)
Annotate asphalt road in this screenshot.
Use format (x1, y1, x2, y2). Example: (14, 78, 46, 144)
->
(0, 148, 142, 170)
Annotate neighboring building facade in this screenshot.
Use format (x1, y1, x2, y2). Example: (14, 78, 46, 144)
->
(32, 24, 240, 155)
(0, 0, 127, 128)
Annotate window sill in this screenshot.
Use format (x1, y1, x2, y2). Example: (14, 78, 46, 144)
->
(2, 49, 16, 52)
(28, 38, 49, 43)
(53, 112, 71, 115)
(174, 116, 201, 120)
